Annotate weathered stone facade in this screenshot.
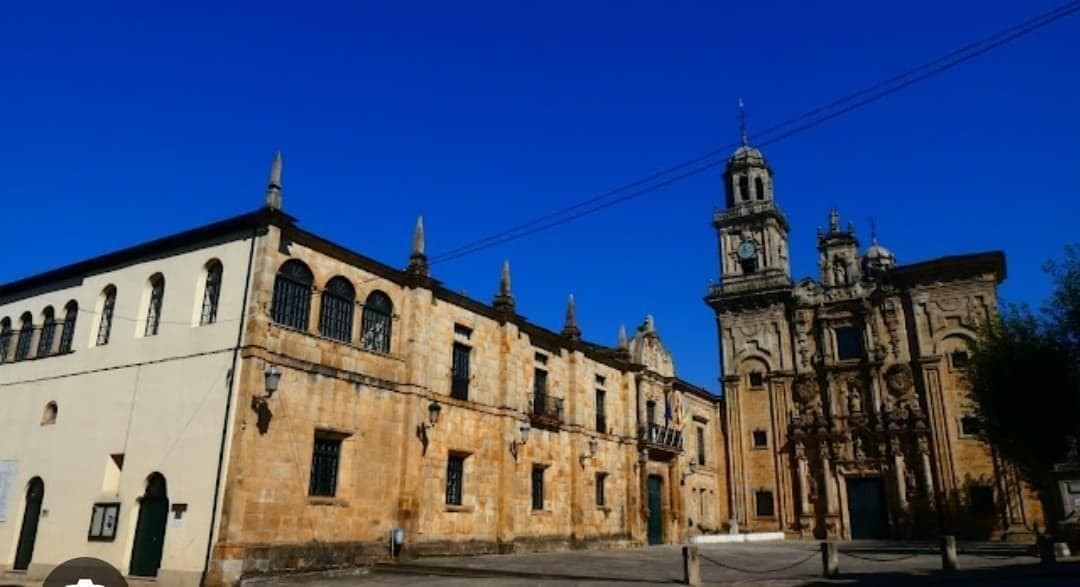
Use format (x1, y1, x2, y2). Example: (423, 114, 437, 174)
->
(707, 141, 1044, 541)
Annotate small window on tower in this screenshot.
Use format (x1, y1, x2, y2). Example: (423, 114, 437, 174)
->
(739, 176, 750, 202)
(951, 350, 970, 370)
(741, 257, 758, 275)
(749, 371, 764, 389)
(755, 177, 764, 200)
(752, 429, 768, 448)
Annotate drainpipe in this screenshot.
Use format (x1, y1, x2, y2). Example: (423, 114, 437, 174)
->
(200, 224, 259, 586)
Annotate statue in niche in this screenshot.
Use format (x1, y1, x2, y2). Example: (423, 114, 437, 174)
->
(847, 379, 863, 414)
(852, 435, 865, 460)
(833, 259, 847, 286)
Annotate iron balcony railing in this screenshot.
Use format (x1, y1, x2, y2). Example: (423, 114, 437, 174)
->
(530, 392, 564, 429)
(640, 423, 683, 452)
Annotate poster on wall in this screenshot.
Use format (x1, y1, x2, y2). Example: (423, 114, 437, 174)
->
(0, 460, 16, 522)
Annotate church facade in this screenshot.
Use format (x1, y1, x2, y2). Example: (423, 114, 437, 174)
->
(707, 141, 1044, 541)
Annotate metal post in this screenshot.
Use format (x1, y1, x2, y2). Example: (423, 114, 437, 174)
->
(820, 542, 838, 578)
(682, 545, 701, 586)
(941, 535, 958, 571)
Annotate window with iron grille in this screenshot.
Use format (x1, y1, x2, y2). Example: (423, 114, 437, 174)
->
(272, 260, 314, 330)
(308, 435, 341, 497)
(0, 318, 12, 363)
(15, 313, 33, 361)
(451, 343, 470, 400)
(697, 427, 706, 466)
(835, 327, 864, 360)
(96, 287, 116, 346)
(531, 466, 545, 510)
(445, 455, 465, 505)
(318, 276, 355, 342)
(145, 275, 165, 337)
(36, 307, 56, 357)
(968, 485, 995, 515)
(361, 291, 393, 353)
(752, 429, 768, 448)
(755, 490, 774, 517)
(595, 389, 606, 433)
(58, 301, 77, 353)
(200, 261, 223, 326)
(595, 472, 607, 507)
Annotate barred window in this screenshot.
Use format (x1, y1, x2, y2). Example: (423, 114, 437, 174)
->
(361, 291, 393, 353)
(200, 261, 223, 326)
(595, 472, 607, 507)
(755, 490, 774, 517)
(145, 274, 165, 337)
(37, 307, 56, 357)
(445, 455, 465, 506)
(0, 317, 12, 363)
(318, 276, 355, 342)
(451, 342, 470, 400)
(96, 286, 116, 346)
(697, 426, 706, 466)
(58, 301, 77, 353)
(531, 466, 545, 510)
(308, 435, 341, 497)
(595, 388, 606, 432)
(15, 313, 33, 360)
(271, 260, 314, 330)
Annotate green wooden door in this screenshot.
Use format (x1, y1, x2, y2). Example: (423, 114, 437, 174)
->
(13, 478, 44, 570)
(130, 474, 169, 577)
(647, 475, 663, 545)
(847, 477, 889, 539)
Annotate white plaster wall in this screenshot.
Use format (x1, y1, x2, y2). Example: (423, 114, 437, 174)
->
(0, 235, 253, 585)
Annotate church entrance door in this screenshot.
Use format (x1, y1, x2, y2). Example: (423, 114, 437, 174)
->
(846, 477, 889, 539)
(14, 477, 44, 571)
(647, 475, 664, 545)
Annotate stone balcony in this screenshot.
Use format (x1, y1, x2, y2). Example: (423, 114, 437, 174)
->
(639, 423, 683, 460)
(529, 392, 564, 431)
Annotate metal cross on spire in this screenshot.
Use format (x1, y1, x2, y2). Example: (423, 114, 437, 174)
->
(738, 98, 749, 146)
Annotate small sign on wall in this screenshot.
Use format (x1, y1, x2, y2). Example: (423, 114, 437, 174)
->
(0, 460, 15, 522)
(88, 502, 120, 541)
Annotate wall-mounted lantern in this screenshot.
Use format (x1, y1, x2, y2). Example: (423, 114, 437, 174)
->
(263, 365, 282, 399)
(579, 438, 599, 466)
(416, 400, 443, 454)
(510, 422, 531, 461)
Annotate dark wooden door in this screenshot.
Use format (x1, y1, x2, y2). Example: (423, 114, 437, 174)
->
(13, 477, 44, 570)
(647, 475, 663, 545)
(847, 477, 889, 539)
(130, 474, 169, 577)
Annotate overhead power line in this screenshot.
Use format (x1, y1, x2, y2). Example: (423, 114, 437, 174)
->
(426, 0, 1080, 266)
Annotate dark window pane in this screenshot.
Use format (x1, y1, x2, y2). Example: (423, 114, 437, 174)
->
(951, 350, 970, 369)
(308, 436, 341, 497)
(531, 467, 545, 510)
(749, 371, 764, 388)
(318, 277, 355, 342)
(595, 389, 606, 432)
(697, 427, 706, 466)
(37, 308, 56, 357)
(755, 490, 774, 517)
(446, 456, 465, 506)
(97, 289, 116, 346)
(755, 177, 765, 200)
(646, 401, 656, 426)
(836, 327, 864, 360)
(361, 291, 393, 353)
(58, 302, 77, 353)
(595, 473, 606, 507)
(969, 485, 995, 515)
(451, 343, 471, 400)
(961, 416, 981, 436)
(272, 261, 314, 331)
(201, 262, 223, 326)
(0, 319, 13, 363)
(145, 276, 165, 337)
(15, 314, 33, 360)
(752, 430, 768, 448)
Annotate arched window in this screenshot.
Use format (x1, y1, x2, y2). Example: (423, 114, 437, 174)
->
(36, 307, 56, 357)
(145, 274, 165, 337)
(271, 260, 314, 330)
(41, 401, 57, 425)
(200, 261, 223, 326)
(96, 286, 117, 346)
(58, 301, 78, 353)
(15, 313, 34, 360)
(319, 276, 355, 342)
(739, 176, 750, 202)
(0, 318, 12, 363)
(755, 177, 765, 200)
(360, 291, 393, 353)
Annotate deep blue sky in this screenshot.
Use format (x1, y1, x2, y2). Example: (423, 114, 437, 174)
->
(2, 1, 1078, 391)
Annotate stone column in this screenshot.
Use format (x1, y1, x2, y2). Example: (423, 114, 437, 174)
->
(918, 436, 935, 504)
(796, 442, 811, 514)
(820, 439, 837, 515)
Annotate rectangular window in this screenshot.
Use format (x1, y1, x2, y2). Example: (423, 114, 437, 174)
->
(755, 490, 775, 517)
(445, 455, 465, 506)
(451, 342, 471, 400)
(752, 429, 768, 448)
(646, 401, 656, 426)
(835, 326, 864, 360)
(531, 466, 545, 510)
(87, 502, 121, 541)
(697, 427, 706, 466)
(951, 350, 970, 370)
(454, 323, 473, 339)
(595, 389, 607, 433)
(595, 472, 607, 507)
(749, 371, 764, 388)
(960, 416, 981, 437)
(308, 435, 341, 497)
(969, 485, 995, 515)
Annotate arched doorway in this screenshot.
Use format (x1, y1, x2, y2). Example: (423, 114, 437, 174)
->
(13, 477, 44, 570)
(130, 473, 169, 577)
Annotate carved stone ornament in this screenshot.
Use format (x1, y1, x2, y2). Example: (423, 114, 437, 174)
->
(884, 364, 915, 400)
(793, 373, 819, 408)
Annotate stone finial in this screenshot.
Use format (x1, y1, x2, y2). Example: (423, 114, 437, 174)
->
(562, 294, 581, 341)
(618, 324, 628, 349)
(264, 152, 283, 210)
(828, 208, 840, 233)
(644, 314, 656, 334)
(406, 216, 429, 276)
(493, 260, 515, 314)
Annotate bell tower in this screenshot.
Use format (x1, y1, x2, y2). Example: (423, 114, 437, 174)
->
(711, 106, 791, 292)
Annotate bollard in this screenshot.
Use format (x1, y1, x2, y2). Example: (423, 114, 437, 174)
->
(940, 535, 958, 572)
(1038, 535, 1056, 564)
(682, 545, 701, 586)
(820, 542, 838, 578)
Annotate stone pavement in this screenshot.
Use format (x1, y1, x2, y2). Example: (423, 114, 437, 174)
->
(242, 540, 1080, 586)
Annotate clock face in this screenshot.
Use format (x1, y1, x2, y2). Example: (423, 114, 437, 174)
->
(737, 240, 757, 261)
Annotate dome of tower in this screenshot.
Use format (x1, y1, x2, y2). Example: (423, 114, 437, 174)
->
(729, 144, 766, 166)
(864, 238, 896, 270)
